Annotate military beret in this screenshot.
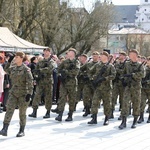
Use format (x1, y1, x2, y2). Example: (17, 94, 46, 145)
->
(80, 54, 88, 58)
(147, 56, 150, 60)
(68, 48, 77, 55)
(100, 51, 109, 57)
(92, 51, 99, 55)
(15, 52, 25, 58)
(129, 49, 139, 55)
(119, 51, 127, 56)
(43, 48, 51, 52)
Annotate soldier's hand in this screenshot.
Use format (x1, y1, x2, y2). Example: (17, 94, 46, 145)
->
(25, 94, 32, 102)
(8, 55, 15, 63)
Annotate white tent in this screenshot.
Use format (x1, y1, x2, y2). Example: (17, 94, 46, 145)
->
(0, 27, 47, 53)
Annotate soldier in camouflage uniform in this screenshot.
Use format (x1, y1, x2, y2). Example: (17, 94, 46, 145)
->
(87, 51, 116, 125)
(75, 54, 88, 110)
(55, 48, 80, 122)
(138, 56, 150, 124)
(80, 51, 100, 117)
(111, 51, 127, 119)
(0, 52, 33, 137)
(119, 49, 145, 129)
(28, 48, 56, 118)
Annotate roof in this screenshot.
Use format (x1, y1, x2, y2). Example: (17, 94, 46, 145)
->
(109, 28, 147, 34)
(0, 27, 47, 52)
(114, 5, 139, 23)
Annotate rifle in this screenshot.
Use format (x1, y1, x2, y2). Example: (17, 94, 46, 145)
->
(92, 56, 113, 87)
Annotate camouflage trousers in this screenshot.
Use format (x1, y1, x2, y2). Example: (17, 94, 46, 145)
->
(91, 88, 111, 116)
(112, 81, 124, 110)
(140, 89, 150, 113)
(121, 86, 141, 117)
(82, 82, 94, 108)
(76, 81, 84, 103)
(3, 93, 29, 126)
(32, 81, 52, 111)
(57, 82, 77, 112)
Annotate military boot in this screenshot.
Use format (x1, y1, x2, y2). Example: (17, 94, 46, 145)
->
(118, 116, 126, 129)
(0, 123, 9, 136)
(83, 106, 90, 117)
(16, 126, 25, 137)
(43, 110, 50, 119)
(147, 114, 150, 123)
(55, 111, 63, 122)
(51, 107, 59, 114)
(103, 116, 109, 126)
(87, 114, 97, 124)
(28, 108, 37, 118)
(137, 112, 144, 124)
(65, 111, 73, 121)
(131, 116, 138, 129)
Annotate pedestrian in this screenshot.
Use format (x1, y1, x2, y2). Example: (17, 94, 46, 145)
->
(118, 49, 145, 129)
(0, 52, 33, 137)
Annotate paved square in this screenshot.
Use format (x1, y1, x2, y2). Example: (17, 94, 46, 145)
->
(0, 101, 150, 150)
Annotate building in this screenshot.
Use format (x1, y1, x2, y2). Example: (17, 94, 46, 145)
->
(135, 0, 150, 31)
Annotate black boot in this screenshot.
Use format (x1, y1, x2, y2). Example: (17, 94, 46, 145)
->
(28, 108, 37, 118)
(51, 107, 59, 114)
(65, 111, 73, 121)
(0, 108, 2, 113)
(147, 114, 150, 123)
(118, 116, 126, 129)
(83, 106, 90, 117)
(103, 116, 109, 126)
(0, 123, 9, 136)
(43, 110, 50, 119)
(131, 116, 138, 129)
(109, 110, 114, 119)
(87, 114, 97, 124)
(137, 112, 144, 124)
(118, 115, 122, 120)
(16, 126, 25, 137)
(55, 111, 63, 122)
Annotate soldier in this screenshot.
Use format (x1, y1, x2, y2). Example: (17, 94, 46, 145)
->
(138, 56, 150, 123)
(87, 51, 116, 125)
(0, 52, 33, 137)
(75, 54, 88, 110)
(55, 48, 80, 122)
(28, 48, 56, 118)
(80, 51, 100, 117)
(118, 49, 145, 129)
(111, 51, 127, 119)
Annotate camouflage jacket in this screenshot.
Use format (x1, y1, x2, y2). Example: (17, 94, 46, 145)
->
(34, 57, 56, 83)
(142, 65, 150, 89)
(122, 61, 145, 88)
(58, 58, 80, 85)
(4, 63, 33, 97)
(90, 62, 116, 90)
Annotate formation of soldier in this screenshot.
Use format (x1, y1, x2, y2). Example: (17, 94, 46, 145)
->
(0, 47, 150, 137)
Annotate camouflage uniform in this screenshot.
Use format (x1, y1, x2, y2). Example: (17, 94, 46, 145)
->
(138, 65, 150, 123)
(3, 63, 33, 124)
(80, 61, 98, 115)
(29, 57, 56, 118)
(55, 58, 80, 121)
(88, 61, 116, 125)
(119, 60, 145, 129)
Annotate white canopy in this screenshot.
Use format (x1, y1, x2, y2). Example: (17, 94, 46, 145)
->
(0, 27, 47, 53)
